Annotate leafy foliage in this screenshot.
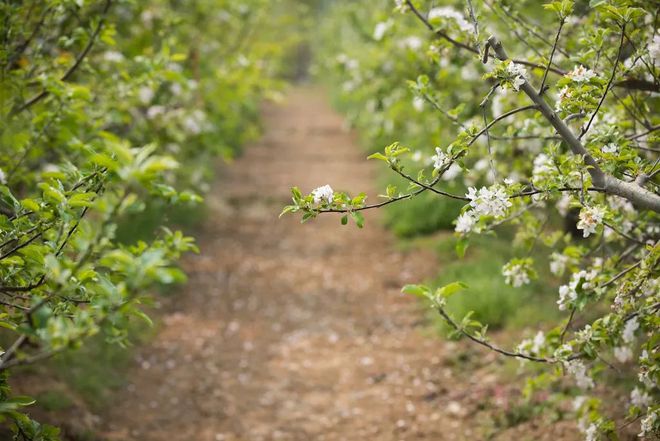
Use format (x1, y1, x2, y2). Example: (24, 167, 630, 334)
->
(0, 0, 306, 437)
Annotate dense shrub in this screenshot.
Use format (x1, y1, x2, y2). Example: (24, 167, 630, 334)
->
(0, 0, 305, 437)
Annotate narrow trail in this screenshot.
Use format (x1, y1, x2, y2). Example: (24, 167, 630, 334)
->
(100, 87, 572, 441)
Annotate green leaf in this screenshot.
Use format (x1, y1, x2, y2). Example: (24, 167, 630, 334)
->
(401, 284, 430, 298)
(350, 211, 365, 228)
(20, 198, 40, 212)
(89, 153, 119, 171)
(68, 192, 96, 208)
(37, 183, 65, 204)
(455, 237, 469, 258)
(367, 152, 388, 162)
(436, 281, 468, 298)
(279, 205, 297, 217)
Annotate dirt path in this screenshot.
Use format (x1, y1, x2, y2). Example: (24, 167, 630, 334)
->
(99, 87, 571, 441)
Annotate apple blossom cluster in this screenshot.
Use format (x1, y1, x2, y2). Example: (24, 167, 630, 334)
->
(502, 260, 533, 287)
(565, 360, 595, 389)
(576, 205, 606, 238)
(581, 422, 599, 441)
(549, 252, 570, 276)
(640, 411, 659, 438)
(613, 346, 633, 363)
(455, 185, 512, 234)
(516, 331, 546, 355)
(373, 20, 392, 40)
(431, 147, 449, 170)
(427, 7, 472, 33)
(566, 65, 598, 83)
(311, 185, 334, 205)
(557, 269, 598, 311)
(393, 0, 409, 14)
(504, 62, 527, 91)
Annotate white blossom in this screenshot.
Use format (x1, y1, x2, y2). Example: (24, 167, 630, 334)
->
(167, 62, 183, 73)
(147, 105, 166, 120)
(556, 86, 572, 112)
(465, 185, 512, 218)
(639, 410, 658, 438)
(428, 7, 472, 32)
(400, 36, 423, 51)
(609, 196, 636, 214)
(431, 147, 448, 169)
(138, 86, 155, 104)
(442, 163, 462, 181)
(0, 168, 6, 185)
(373, 21, 391, 41)
(557, 269, 597, 311)
(505, 63, 527, 91)
(565, 360, 595, 389)
(182, 110, 207, 135)
(474, 158, 490, 172)
(550, 252, 569, 276)
(557, 285, 577, 311)
(454, 212, 476, 234)
(567, 65, 597, 82)
(532, 331, 545, 353)
(413, 96, 425, 112)
(140, 9, 155, 25)
(622, 317, 639, 344)
(613, 346, 633, 363)
(312, 185, 334, 205)
(393, 0, 409, 13)
(170, 82, 183, 96)
(630, 387, 651, 408)
(584, 424, 598, 441)
(577, 205, 606, 238)
(103, 51, 124, 63)
(649, 34, 660, 61)
(556, 194, 572, 217)
(411, 150, 423, 162)
(601, 143, 618, 154)
(576, 325, 593, 343)
(572, 395, 587, 412)
(554, 343, 573, 359)
(641, 278, 658, 297)
(532, 153, 555, 177)
(491, 93, 505, 116)
(502, 262, 531, 287)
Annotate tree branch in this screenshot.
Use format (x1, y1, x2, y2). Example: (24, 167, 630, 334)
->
(9, 0, 113, 117)
(487, 35, 660, 213)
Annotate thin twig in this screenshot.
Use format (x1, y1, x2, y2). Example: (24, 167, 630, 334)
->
(10, 0, 113, 116)
(540, 19, 565, 93)
(579, 24, 626, 139)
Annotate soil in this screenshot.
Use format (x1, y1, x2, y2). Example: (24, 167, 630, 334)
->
(80, 87, 576, 440)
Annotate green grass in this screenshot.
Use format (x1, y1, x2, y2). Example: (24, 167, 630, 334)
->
(380, 170, 465, 237)
(34, 389, 74, 412)
(430, 233, 561, 331)
(47, 322, 155, 412)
